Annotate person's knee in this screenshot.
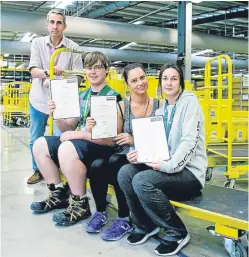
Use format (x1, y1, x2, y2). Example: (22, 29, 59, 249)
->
(117, 164, 133, 189)
(58, 141, 78, 164)
(109, 154, 127, 169)
(33, 137, 48, 157)
(132, 172, 153, 196)
(89, 159, 106, 179)
(91, 159, 106, 170)
(109, 154, 120, 166)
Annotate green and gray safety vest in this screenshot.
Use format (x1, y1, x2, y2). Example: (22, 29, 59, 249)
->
(78, 84, 119, 130)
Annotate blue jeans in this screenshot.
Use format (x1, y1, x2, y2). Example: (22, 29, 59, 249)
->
(29, 103, 62, 171)
(118, 164, 202, 241)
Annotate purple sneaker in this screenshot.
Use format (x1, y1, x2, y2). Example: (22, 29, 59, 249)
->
(86, 211, 108, 233)
(101, 218, 133, 241)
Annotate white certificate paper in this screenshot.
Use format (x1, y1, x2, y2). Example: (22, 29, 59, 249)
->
(132, 116, 170, 163)
(90, 96, 117, 139)
(50, 77, 80, 120)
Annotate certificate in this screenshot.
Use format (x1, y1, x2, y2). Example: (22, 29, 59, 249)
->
(50, 77, 80, 120)
(90, 96, 117, 139)
(132, 116, 170, 163)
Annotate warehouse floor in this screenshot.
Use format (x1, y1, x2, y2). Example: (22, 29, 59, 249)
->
(1, 126, 248, 257)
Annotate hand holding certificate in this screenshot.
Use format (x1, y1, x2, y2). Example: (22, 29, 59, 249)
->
(50, 77, 80, 120)
(132, 116, 169, 163)
(90, 96, 117, 139)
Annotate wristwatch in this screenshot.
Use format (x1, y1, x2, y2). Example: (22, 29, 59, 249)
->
(44, 70, 49, 77)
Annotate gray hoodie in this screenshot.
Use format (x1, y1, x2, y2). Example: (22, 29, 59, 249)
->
(155, 90, 207, 188)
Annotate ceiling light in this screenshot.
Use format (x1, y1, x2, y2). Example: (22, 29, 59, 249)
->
(192, 75, 203, 78)
(119, 42, 136, 50)
(192, 0, 202, 3)
(132, 21, 145, 25)
(113, 61, 123, 64)
(54, 1, 74, 9)
(3, 53, 9, 57)
(192, 49, 214, 56)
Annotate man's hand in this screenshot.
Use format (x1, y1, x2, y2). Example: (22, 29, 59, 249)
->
(48, 100, 56, 116)
(86, 117, 96, 133)
(60, 131, 82, 142)
(43, 78, 50, 88)
(54, 66, 63, 76)
(115, 133, 133, 146)
(127, 150, 138, 164)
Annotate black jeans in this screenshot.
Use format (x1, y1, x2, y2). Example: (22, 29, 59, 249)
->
(117, 164, 202, 241)
(88, 154, 130, 218)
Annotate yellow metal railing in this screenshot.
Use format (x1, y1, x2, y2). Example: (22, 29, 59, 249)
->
(2, 81, 31, 126)
(204, 55, 248, 186)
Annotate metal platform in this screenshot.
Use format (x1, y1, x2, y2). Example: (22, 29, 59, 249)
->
(177, 184, 248, 221)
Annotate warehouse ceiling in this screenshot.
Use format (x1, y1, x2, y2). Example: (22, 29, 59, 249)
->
(0, 1, 248, 73)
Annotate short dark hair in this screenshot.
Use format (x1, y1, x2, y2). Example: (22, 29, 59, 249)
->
(123, 63, 146, 83)
(158, 63, 185, 96)
(47, 9, 66, 24)
(84, 51, 109, 69)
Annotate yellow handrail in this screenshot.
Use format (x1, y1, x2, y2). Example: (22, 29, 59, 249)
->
(204, 55, 233, 176)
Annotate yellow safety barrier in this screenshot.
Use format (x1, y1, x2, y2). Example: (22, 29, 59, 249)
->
(106, 68, 127, 99)
(200, 55, 248, 188)
(2, 81, 31, 127)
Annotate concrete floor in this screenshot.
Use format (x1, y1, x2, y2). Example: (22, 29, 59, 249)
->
(1, 126, 248, 257)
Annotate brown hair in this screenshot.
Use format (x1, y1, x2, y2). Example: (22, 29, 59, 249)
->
(123, 63, 145, 83)
(157, 63, 185, 97)
(84, 51, 109, 69)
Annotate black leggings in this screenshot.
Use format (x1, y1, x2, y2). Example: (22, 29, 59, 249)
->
(88, 154, 130, 218)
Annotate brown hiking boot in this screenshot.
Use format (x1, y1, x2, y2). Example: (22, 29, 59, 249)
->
(27, 171, 44, 184)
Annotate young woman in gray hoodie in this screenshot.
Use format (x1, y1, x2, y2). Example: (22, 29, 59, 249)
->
(118, 63, 208, 256)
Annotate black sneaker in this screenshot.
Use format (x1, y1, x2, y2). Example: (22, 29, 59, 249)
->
(52, 194, 91, 226)
(154, 234, 190, 256)
(30, 184, 69, 214)
(127, 227, 160, 245)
